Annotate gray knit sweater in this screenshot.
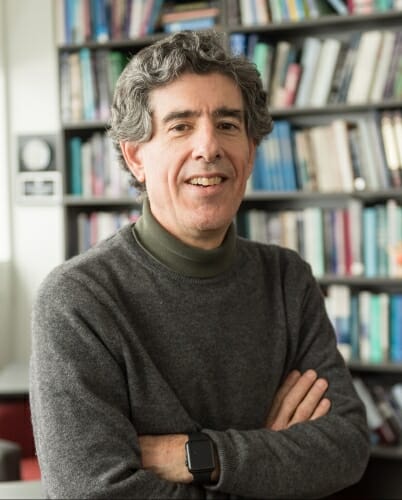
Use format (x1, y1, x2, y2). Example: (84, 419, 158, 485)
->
(30, 202, 370, 499)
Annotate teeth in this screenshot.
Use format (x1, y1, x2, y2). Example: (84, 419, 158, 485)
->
(189, 176, 223, 186)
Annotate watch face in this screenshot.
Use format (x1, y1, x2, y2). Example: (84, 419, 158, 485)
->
(185, 440, 215, 472)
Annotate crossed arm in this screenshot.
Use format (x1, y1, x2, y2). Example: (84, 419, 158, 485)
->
(139, 369, 331, 484)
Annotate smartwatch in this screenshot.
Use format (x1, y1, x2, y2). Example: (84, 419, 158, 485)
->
(185, 432, 216, 485)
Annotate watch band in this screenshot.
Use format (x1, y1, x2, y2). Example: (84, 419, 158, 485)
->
(191, 470, 213, 485)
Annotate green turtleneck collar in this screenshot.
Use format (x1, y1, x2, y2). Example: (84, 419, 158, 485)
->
(132, 198, 237, 278)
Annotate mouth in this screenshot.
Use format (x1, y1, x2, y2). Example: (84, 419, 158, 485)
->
(187, 176, 226, 187)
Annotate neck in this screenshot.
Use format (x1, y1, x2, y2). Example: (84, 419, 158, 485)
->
(133, 198, 237, 278)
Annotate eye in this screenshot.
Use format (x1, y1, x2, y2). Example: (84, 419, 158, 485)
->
(218, 121, 240, 131)
(169, 123, 191, 133)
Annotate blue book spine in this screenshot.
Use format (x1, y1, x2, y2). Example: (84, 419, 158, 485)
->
(230, 33, 247, 56)
(70, 137, 82, 195)
(390, 295, 402, 362)
(91, 0, 109, 42)
(276, 121, 297, 191)
(64, 0, 73, 44)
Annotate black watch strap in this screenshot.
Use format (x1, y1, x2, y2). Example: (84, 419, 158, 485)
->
(191, 470, 213, 485)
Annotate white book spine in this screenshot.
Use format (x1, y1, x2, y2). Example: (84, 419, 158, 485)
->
(347, 31, 383, 104)
(309, 38, 341, 107)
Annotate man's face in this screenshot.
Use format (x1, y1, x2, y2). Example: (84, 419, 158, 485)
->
(122, 72, 256, 249)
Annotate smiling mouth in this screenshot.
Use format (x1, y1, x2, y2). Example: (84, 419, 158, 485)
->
(188, 176, 225, 186)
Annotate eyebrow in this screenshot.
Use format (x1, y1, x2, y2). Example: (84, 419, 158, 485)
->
(162, 107, 244, 124)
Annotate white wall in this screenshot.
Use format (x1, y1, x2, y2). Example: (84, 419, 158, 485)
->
(0, 0, 12, 367)
(5, 0, 64, 363)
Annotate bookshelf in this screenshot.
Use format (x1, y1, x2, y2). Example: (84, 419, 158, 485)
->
(56, 1, 402, 497)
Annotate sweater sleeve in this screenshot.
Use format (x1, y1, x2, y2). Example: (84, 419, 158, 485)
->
(203, 260, 371, 499)
(30, 269, 216, 499)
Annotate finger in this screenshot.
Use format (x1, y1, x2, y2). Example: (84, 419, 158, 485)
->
(265, 370, 301, 426)
(269, 370, 319, 430)
(290, 377, 329, 425)
(310, 398, 331, 421)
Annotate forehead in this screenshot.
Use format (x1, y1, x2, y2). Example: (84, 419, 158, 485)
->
(148, 72, 244, 118)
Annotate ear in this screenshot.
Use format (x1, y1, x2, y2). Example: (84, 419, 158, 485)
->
(119, 141, 145, 183)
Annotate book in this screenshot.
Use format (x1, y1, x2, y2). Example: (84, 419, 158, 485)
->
(69, 137, 83, 195)
(336, 32, 361, 103)
(369, 31, 396, 102)
(363, 206, 378, 277)
(295, 37, 322, 107)
(275, 121, 297, 191)
(60, 51, 72, 122)
(281, 63, 302, 107)
(79, 48, 96, 121)
(381, 113, 402, 188)
(326, 0, 349, 14)
(252, 42, 273, 93)
(68, 52, 83, 122)
(390, 294, 402, 362)
(386, 199, 402, 278)
(357, 117, 382, 190)
(91, 0, 110, 42)
(269, 41, 292, 107)
(327, 285, 352, 361)
(368, 293, 382, 363)
(383, 32, 402, 100)
(348, 199, 364, 276)
(327, 41, 350, 104)
(309, 38, 341, 107)
(331, 119, 355, 192)
(347, 30, 383, 104)
(303, 207, 324, 276)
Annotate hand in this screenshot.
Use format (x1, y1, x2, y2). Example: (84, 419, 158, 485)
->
(139, 434, 220, 484)
(266, 369, 331, 431)
(138, 434, 193, 483)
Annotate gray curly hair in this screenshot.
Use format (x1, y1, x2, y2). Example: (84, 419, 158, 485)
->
(109, 30, 273, 192)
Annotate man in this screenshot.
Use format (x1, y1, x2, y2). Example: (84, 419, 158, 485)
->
(30, 31, 370, 498)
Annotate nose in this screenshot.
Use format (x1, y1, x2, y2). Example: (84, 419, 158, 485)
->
(191, 122, 223, 163)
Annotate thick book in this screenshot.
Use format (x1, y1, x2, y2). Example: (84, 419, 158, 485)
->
(309, 38, 341, 107)
(369, 31, 396, 102)
(295, 37, 322, 107)
(331, 119, 355, 192)
(347, 30, 383, 104)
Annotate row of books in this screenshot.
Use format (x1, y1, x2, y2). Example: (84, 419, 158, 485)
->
(231, 29, 402, 109)
(241, 200, 402, 278)
(234, 0, 348, 26)
(353, 378, 402, 446)
(326, 286, 402, 364)
(229, 0, 402, 27)
(60, 48, 126, 123)
(159, 2, 221, 33)
(68, 133, 138, 197)
(251, 114, 402, 193)
(76, 209, 141, 253)
(57, 0, 164, 44)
